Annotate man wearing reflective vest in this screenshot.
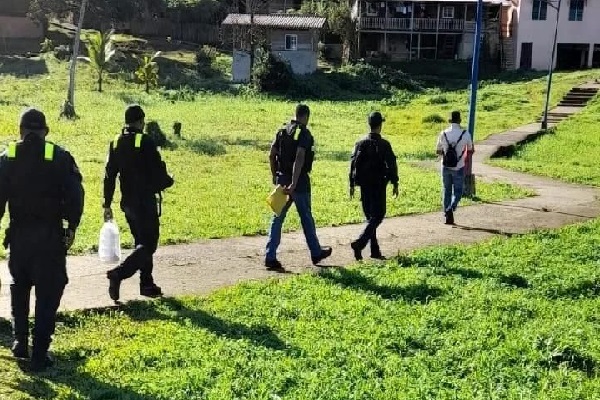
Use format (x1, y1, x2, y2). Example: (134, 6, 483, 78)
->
(0, 108, 84, 372)
(103, 104, 173, 301)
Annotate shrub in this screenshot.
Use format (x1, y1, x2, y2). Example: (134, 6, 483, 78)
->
(40, 38, 55, 53)
(252, 51, 293, 93)
(422, 114, 445, 124)
(196, 45, 218, 77)
(53, 45, 71, 61)
(145, 121, 168, 147)
(428, 95, 449, 105)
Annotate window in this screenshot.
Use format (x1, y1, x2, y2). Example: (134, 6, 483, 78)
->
(285, 34, 298, 51)
(531, 0, 547, 20)
(442, 6, 454, 19)
(366, 2, 378, 16)
(569, 0, 584, 21)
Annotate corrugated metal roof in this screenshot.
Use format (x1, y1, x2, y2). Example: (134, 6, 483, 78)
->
(222, 14, 327, 30)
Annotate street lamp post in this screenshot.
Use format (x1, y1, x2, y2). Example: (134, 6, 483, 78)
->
(541, 0, 562, 130)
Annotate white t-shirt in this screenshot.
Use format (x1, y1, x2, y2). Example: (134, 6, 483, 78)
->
(436, 124, 474, 170)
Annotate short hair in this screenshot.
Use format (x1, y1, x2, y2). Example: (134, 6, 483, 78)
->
(125, 104, 146, 124)
(295, 104, 310, 119)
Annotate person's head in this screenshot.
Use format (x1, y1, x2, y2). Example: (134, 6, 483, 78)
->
(295, 104, 310, 125)
(125, 104, 146, 131)
(19, 107, 49, 140)
(449, 111, 461, 125)
(368, 111, 385, 134)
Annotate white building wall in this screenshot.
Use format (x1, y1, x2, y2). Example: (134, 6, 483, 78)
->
(516, 0, 600, 70)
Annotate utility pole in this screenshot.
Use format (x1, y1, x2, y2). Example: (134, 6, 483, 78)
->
(541, 0, 562, 130)
(465, 0, 483, 198)
(61, 0, 88, 119)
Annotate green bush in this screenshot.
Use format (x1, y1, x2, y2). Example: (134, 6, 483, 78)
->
(422, 114, 445, 124)
(428, 95, 449, 105)
(145, 120, 168, 147)
(252, 51, 293, 93)
(53, 44, 71, 61)
(195, 45, 218, 77)
(40, 38, 55, 53)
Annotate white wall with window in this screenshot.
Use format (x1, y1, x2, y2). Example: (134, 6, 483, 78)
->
(515, 0, 600, 70)
(285, 34, 298, 51)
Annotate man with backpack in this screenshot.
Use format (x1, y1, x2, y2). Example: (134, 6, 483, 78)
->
(265, 104, 332, 270)
(349, 111, 399, 261)
(436, 111, 474, 225)
(103, 104, 174, 301)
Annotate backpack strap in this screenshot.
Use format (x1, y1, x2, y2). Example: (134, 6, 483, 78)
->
(455, 130, 467, 162)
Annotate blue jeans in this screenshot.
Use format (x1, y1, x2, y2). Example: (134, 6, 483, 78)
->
(442, 167, 464, 212)
(266, 191, 322, 261)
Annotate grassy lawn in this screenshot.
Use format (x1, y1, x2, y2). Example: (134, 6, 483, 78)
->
(492, 96, 600, 186)
(2, 219, 600, 399)
(0, 54, 595, 255)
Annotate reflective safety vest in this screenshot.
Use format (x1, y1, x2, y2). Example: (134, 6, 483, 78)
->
(113, 133, 143, 149)
(6, 141, 55, 161)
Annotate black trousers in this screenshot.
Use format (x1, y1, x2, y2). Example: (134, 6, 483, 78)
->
(109, 200, 159, 286)
(355, 184, 387, 254)
(8, 223, 67, 358)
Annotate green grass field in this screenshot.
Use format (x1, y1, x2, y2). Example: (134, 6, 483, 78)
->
(0, 54, 595, 255)
(2, 219, 600, 399)
(492, 96, 600, 186)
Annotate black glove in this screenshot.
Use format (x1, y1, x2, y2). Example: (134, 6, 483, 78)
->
(63, 228, 76, 251)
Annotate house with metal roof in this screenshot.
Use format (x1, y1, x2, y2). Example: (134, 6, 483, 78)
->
(222, 13, 327, 81)
(353, 0, 510, 63)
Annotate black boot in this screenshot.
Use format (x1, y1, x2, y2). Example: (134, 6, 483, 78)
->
(11, 339, 29, 359)
(350, 241, 363, 261)
(140, 284, 163, 298)
(107, 270, 122, 302)
(445, 210, 455, 225)
(30, 353, 54, 373)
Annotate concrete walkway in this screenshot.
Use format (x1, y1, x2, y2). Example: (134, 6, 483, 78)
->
(1, 83, 599, 318)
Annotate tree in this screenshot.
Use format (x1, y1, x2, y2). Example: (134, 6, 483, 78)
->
(301, 0, 356, 64)
(61, 0, 88, 120)
(240, 0, 268, 76)
(135, 51, 161, 93)
(79, 29, 116, 92)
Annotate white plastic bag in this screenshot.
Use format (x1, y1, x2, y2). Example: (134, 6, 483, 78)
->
(98, 220, 121, 263)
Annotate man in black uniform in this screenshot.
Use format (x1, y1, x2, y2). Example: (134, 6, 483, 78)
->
(0, 108, 84, 372)
(349, 111, 399, 261)
(103, 105, 173, 301)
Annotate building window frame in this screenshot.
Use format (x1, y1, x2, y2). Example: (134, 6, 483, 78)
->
(442, 6, 455, 19)
(569, 0, 584, 21)
(531, 0, 548, 20)
(285, 34, 298, 51)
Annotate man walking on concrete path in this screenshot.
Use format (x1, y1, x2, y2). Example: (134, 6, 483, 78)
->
(436, 111, 474, 225)
(265, 104, 332, 270)
(349, 111, 399, 261)
(103, 105, 174, 302)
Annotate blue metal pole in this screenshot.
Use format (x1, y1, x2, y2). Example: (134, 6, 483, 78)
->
(468, 0, 484, 139)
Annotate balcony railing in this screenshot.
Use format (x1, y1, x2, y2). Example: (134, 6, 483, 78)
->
(359, 17, 474, 32)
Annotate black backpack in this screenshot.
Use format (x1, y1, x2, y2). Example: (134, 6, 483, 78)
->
(352, 137, 386, 186)
(276, 123, 300, 176)
(442, 130, 466, 168)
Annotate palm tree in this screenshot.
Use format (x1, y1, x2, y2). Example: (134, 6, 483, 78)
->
(135, 51, 161, 93)
(80, 29, 116, 92)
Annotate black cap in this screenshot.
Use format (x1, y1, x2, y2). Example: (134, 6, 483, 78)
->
(19, 107, 47, 130)
(449, 111, 461, 123)
(368, 111, 385, 127)
(125, 104, 145, 124)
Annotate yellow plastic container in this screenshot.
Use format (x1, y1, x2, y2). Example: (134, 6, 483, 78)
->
(267, 185, 289, 216)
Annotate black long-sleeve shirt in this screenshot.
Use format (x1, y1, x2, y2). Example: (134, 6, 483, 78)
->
(103, 129, 165, 208)
(349, 132, 399, 188)
(0, 135, 84, 230)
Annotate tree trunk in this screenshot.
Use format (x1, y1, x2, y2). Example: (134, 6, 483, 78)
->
(98, 69, 103, 92)
(62, 0, 88, 119)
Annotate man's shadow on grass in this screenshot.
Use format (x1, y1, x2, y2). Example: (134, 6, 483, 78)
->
(103, 297, 293, 352)
(319, 267, 444, 303)
(0, 319, 156, 400)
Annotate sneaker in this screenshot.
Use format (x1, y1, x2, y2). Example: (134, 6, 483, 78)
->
(265, 259, 284, 270)
(445, 210, 455, 225)
(140, 284, 163, 298)
(11, 340, 29, 359)
(350, 242, 363, 261)
(30, 354, 54, 373)
(107, 271, 121, 302)
(312, 247, 333, 266)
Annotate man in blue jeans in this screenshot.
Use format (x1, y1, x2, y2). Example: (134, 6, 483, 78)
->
(436, 111, 474, 225)
(265, 104, 332, 270)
